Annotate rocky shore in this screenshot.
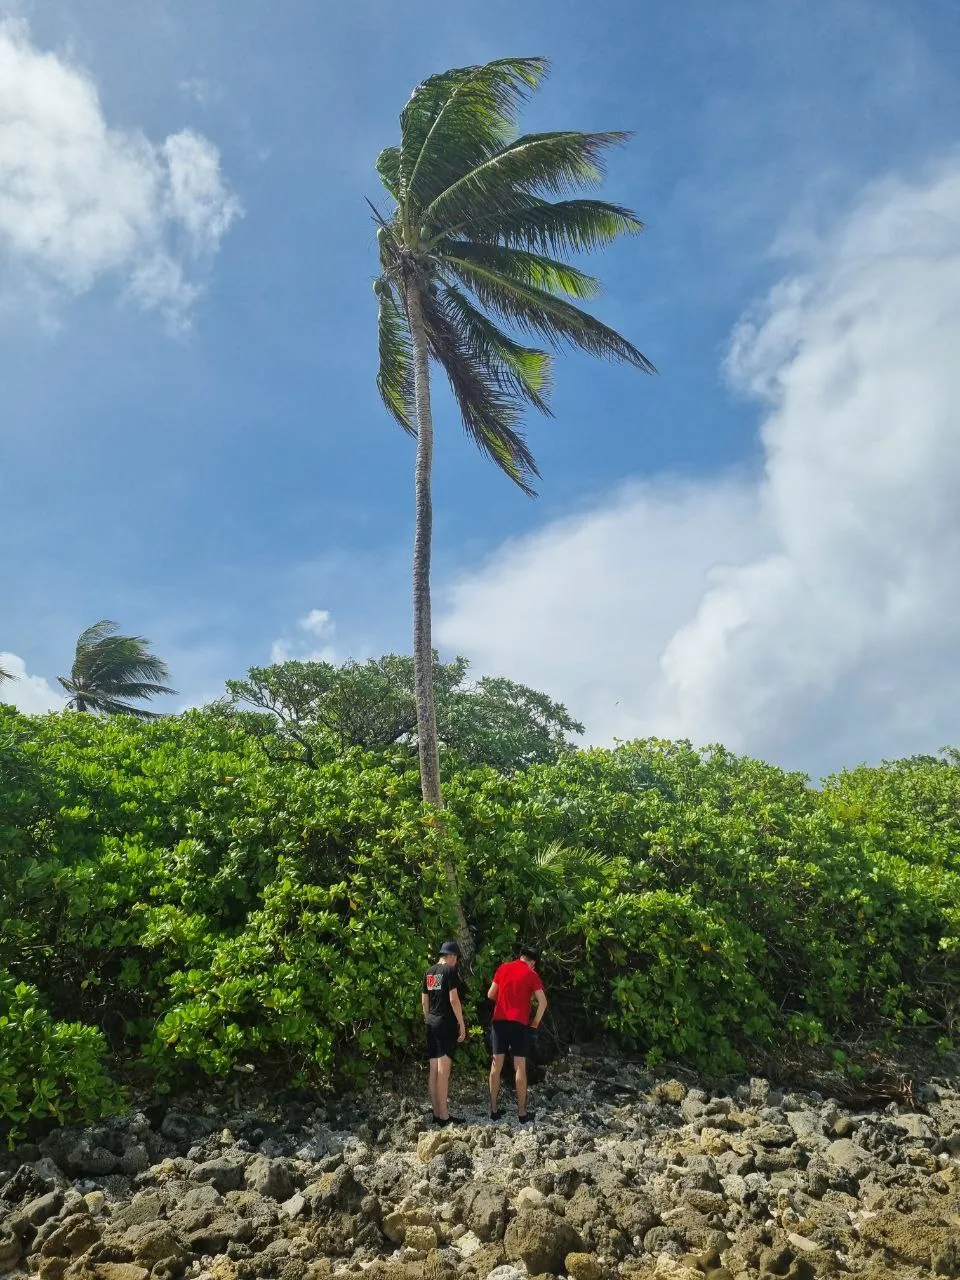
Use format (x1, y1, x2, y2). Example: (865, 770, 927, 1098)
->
(2, 1052, 959, 1280)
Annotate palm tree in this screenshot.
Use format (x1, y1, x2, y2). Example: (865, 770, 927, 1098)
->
(58, 620, 177, 718)
(374, 56, 652, 815)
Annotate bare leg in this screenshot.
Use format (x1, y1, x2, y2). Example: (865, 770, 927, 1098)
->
(514, 1056, 528, 1116)
(489, 1054, 505, 1113)
(435, 1055, 453, 1120)
(428, 1059, 439, 1115)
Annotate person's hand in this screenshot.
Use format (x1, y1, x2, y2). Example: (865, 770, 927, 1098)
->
(458, 1025, 467, 1044)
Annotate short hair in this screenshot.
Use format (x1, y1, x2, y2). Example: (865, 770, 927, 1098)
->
(520, 944, 540, 963)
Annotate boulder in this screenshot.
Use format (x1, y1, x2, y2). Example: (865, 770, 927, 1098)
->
(122, 1222, 187, 1269)
(244, 1156, 295, 1202)
(405, 1225, 439, 1254)
(0, 1230, 22, 1273)
(566, 1253, 602, 1280)
(417, 1130, 463, 1164)
(824, 1139, 871, 1179)
(66, 1266, 148, 1280)
(118, 1146, 150, 1178)
(195, 1158, 245, 1194)
(40, 1214, 102, 1260)
(516, 1186, 546, 1211)
(504, 1209, 583, 1276)
(458, 1185, 509, 1242)
(111, 1194, 162, 1231)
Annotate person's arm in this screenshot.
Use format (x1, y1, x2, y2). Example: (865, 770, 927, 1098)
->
(421, 992, 430, 1020)
(531, 987, 547, 1029)
(487, 964, 503, 1002)
(449, 987, 467, 1042)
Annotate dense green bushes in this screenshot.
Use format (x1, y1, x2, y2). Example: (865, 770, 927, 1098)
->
(1, 703, 958, 1139)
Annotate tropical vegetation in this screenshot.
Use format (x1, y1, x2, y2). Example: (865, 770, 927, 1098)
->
(373, 55, 652, 825)
(1, 671, 958, 1141)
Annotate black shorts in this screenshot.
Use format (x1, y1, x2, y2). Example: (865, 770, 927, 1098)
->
(490, 1019, 529, 1059)
(425, 1023, 458, 1061)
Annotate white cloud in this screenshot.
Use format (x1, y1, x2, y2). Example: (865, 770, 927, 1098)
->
(0, 20, 241, 324)
(299, 609, 334, 637)
(439, 157, 960, 775)
(178, 77, 223, 109)
(0, 652, 66, 713)
(269, 609, 338, 664)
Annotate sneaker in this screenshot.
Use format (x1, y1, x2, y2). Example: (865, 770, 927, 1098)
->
(489, 1109, 503, 1121)
(437, 1115, 465, 1127)
(518, 1111, 535, 1124)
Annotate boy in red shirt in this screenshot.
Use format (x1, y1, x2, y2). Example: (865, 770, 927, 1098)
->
(487, 946, 547, 1122)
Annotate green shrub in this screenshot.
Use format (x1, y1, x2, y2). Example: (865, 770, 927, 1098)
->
(0, 702, 958, 1128)
(0, 974, 121, 1143)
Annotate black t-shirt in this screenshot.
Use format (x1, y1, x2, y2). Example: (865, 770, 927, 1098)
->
(422, 961, 461, 1030)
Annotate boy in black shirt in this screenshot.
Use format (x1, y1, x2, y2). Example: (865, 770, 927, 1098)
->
(421, 940, 467, 1124)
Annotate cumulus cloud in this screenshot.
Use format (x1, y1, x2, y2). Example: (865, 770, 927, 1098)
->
(0, 20, 241, 323)
(299, 609, 334, 638)
(269, 609, 338, 664)
(0, 652, 65, 713)
(439, 158, 960, 775)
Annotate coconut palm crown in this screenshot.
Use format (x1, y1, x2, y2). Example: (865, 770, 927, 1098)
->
(373, 54, 653, 494)
(58, 620, 177, 719)
(373, 56, 652, 824)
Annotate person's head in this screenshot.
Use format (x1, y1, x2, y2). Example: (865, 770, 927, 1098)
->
(519, 945, 540, 968)
(438, 940, 461, 966)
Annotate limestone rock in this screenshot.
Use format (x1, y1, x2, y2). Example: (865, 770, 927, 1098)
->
(824, 1139, 871, 1179)
(195, 1158, 245, 1194)
(566, 1252, 602, 1280)
(244, 1156, 295, 1202)
(516, 1185, 546, 1210)
(122, 1221, 186, 1268)
(66, 1266, 148, 1280)
(405, 1225, 439, 1254)
(458, 1185, 509, 1243)
(40, 1214, 101, 1260)
(0, 1230, 22, 1273)
(504, 1209, 583, 1276)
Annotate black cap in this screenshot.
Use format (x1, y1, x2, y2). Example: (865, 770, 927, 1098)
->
(439, 940, 462, 957)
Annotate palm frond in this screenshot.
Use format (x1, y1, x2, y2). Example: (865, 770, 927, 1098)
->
(376, 146, 401, 200)
(62, 620, 176, 717)
(446, 252, 656, 371)
(422, 131, 630, 236)
(62, 685, 164, 720)
(398, 58, 548, 212)
(440, 241, 600, 299)
(376, 281, 416, 432)
(420, 288, 541, 495)
(534, 840, 620, 879)
(438, 284, 553, 414)
(0, 662, 14, 684)
(458, 197, 645, 255)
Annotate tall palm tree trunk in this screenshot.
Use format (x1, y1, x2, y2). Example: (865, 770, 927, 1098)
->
(405, 276, 472, 957)
(406, 278, 444, 809)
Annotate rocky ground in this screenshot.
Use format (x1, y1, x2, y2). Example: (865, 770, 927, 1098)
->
(2, 1051, 960, 1280)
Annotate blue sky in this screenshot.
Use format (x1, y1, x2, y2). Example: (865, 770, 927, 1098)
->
(4, 0, 960, 772)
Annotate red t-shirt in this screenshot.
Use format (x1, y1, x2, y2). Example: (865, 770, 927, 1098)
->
(492, 959, 544, 1025)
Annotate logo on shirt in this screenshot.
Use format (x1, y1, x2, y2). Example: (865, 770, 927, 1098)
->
(426, 974, 442, 991)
